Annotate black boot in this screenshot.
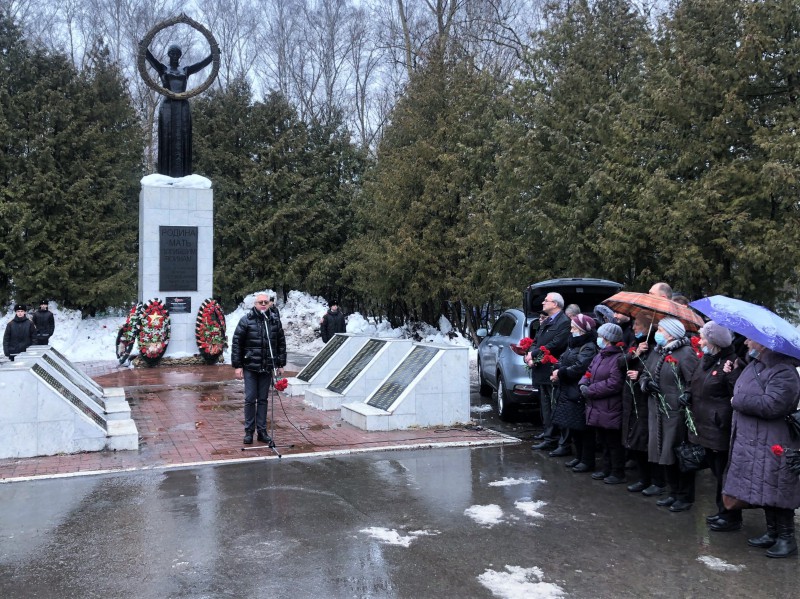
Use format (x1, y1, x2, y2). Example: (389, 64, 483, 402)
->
(766, 509, 798, 558)
(748, 508, 778, 548)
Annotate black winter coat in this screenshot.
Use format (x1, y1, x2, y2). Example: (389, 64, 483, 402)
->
(231, 308, 287, 372)
(4, 315, 35, 358)
(320, 308, 346, 342)
(687, 345, 740, 452)
(551, 333, 598, 431)
(619, 343, 654, 452)
(529, 310, 571, 385)
(31, 308, 55, 343)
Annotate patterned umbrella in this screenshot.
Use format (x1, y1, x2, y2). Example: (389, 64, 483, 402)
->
(602, 291, 704, 332)
(690, 295, 800, 360)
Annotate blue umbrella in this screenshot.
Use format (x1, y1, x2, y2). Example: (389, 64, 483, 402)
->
(689, 295, 800, 360)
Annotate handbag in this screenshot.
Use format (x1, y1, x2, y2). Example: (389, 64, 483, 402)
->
(786, 410, 800, 441)
(674, 441, 707, 473)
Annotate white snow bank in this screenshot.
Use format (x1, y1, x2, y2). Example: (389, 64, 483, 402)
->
(0, 291, 477, 365)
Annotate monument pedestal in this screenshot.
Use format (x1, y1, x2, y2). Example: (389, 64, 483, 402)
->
(139, 175, 214, 357)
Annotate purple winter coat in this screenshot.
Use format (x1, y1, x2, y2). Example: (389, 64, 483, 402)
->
(579, 344, 624, 430)
(722, 350, 800, 510)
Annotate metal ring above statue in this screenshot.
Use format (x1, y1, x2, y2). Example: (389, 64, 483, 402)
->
(137, 13, 220, 100)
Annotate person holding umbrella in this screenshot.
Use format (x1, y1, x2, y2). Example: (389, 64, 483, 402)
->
(686, 322, 742, 531)
(690, 295, 800, 557)
(639, 317, 700, 512)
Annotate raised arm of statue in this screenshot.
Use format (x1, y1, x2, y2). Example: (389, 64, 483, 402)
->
(186, 53, 213, 76)
(144, 48, 166, 74)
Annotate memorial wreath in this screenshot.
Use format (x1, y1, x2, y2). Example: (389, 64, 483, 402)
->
(139, 298, 171, 365)
(195, 298, 227, 363)
(116, 303, 144, 364)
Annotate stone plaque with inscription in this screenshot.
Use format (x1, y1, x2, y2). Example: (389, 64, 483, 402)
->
(159, 226, 198, 291)
(166, 296, 192, 314)
(367, 346, 439, 411)
(327, 339, 386, 394)
(297, 334, 348, 382)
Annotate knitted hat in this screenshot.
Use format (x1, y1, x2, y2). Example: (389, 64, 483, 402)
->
(597, 323, 623, 343)
(658, 317, 685, 340)
(700, 321, 733, 348)
(571, 314, 595, 333)
(593, 304, 616, 325)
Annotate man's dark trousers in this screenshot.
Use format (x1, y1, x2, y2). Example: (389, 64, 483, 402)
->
(243, 369, 273, 434)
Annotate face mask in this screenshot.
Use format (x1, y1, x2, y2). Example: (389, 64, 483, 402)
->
(701, 346, 710, 355)
(634, 332, 645, 340)
(572, 332, 582, 337)
(654, 332, 667, 347)
(748, 348, 760, 359)
(597, 338, 606, 349)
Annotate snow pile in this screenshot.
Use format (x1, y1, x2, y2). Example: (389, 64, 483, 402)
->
(478, 566, 565, 599)
(464, 504, 505, 527)
(696, 556, 745, 572)
(1, 291, 477, 365)
(359, 527, 439, 547)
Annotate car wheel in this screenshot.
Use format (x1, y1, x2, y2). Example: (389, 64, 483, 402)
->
(496, 373, 516, 421)
(478, 360, 492, 397)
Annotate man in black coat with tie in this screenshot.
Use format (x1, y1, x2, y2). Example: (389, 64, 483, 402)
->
(526, 292, 571, 451)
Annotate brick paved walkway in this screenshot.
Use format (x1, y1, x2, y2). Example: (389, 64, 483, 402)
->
(0, 361, 514, 482)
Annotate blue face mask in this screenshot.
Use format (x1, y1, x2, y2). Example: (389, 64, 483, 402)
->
(654, 332, 667, 347)
(572, 332, 582, 337)
(597, 338, 606, 349)
(701, 346, 710, 355)
(748, 348, 760, 359)
(634, 332, 645, 340)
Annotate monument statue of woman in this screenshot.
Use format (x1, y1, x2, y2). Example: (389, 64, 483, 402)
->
(144, 45, 213, 177)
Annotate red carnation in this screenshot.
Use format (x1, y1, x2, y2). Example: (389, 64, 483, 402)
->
(690, 336, 701, 349)
(616, 341, 626, 347)
(542, 354, 558, 365)
(518, 337, 534, 351)
(664, 355, 678, 365)
(772, 445, 785, 457)
(628, 347, 637, 355)
(584, 371, 592, 379)
(275, 378, 289, 392)
(540, 345, 550, 354)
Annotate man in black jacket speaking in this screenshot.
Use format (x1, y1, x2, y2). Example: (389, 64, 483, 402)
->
(232, 294, 287, 445)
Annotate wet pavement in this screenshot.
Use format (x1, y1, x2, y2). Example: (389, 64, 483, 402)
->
(1, 360, 798, 597)
(2, 444, 798, 598)
(0, 359, 510, 481)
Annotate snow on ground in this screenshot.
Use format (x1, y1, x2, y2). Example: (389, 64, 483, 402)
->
(359, 527, 439, 547)
(0, 291, 479, 365)
(464, 504, 505, 527)
(696, 556, 745, 572)
(477, 565, 565, 599)
(488, 477, 547, 487)
(514, 500, 547, 518)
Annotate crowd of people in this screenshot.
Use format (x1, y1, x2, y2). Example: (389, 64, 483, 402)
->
(524, 283, 800, 559)
(2, 300, 55, 361)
